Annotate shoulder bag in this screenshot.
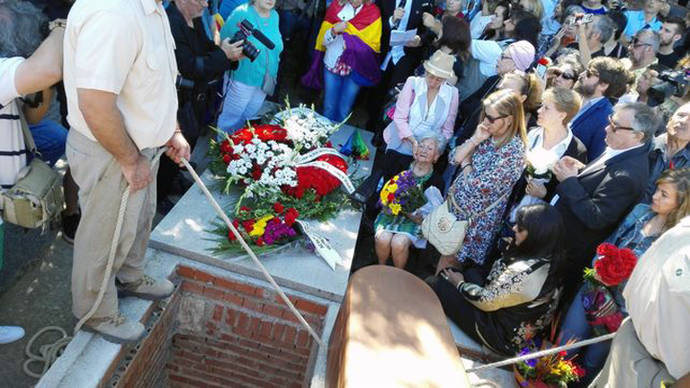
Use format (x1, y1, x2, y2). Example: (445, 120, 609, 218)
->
(421, 185, 509, 256)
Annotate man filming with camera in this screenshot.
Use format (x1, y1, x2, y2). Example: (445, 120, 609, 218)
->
(158, 0, 245, 213)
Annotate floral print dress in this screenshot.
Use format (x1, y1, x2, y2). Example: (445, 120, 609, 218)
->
(450, 135, 525, 264)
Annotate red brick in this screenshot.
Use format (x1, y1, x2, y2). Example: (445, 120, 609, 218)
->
(295, 299, 328, 316)
(272, 323, 286, 341)
(213, 276, 241, 291)
(224, 309, 237, 326)
(191, 270, 216, 284)
(176, 266, 198, 279)
(236, 312, 250, 330)
(242, 297, 262, 311)
(212, 305, 223, 322)
(249, 317, 261, 334)
(202, 286, 226, 302)
(280, 309, 300, 323)
(223, 292, 243, 306)
(259, 321, 273, 338)
(180, 281, 204, 294)
(296, 330, 310, 347)
(283, 326, 297, 343)
(261, 304, 285, 319)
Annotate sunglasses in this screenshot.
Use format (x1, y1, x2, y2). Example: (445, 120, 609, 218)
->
(607, 115, 635, 132)
(553, 68, 577, 81)
(484, 108, 508, 123)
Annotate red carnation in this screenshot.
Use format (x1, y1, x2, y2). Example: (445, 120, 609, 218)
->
(537, 57, 549, 66)
(256, 237, 265, 247)
(227, 230, 237, 241)
(232, 219, 240, 229)
(285, 208, 299, 226)
(222, 154, 231, 164)
(241, 220, 255, 233)
(273, 202, 284, 214)
(252, 165, 262, 180)
(387, 193, 395, 202)
(239, 206, 251, 212)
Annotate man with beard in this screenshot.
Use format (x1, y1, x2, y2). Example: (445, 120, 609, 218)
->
(569, 56, 631, 160)
(656, 17, 686, 69)
(628, 29, 660, 73)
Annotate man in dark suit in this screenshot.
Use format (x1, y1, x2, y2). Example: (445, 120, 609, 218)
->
(551, 102, 656, 298)
(569, 57, 632, 161)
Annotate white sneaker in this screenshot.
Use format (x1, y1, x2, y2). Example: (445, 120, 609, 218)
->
(0, 326, 25, 344)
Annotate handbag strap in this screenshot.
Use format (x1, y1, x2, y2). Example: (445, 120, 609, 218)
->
(18, 106, 37, 155)
(447, 184, 510, 222)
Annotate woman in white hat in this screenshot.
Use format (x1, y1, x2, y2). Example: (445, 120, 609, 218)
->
(350, 50, 459, 205)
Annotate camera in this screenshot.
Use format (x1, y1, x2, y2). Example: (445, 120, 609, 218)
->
(229, 20, 276, 62)
(647, 69, 690, 107)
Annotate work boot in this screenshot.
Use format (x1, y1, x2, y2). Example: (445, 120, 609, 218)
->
(83, 313, 144, 344)
(117, 275, 174, 300)
(0, 325, 25, 344)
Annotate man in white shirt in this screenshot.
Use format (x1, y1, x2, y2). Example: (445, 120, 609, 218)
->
(63, 0, 190, 343)
(591, 215, 690, 387)
(550, 102, 655, 299)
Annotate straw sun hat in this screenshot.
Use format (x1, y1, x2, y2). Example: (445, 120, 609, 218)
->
(423, 50, 456, 80)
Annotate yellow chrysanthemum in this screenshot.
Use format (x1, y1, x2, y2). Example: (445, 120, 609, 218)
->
(250, 215, 274, 237)
(389, 203, 402, 215)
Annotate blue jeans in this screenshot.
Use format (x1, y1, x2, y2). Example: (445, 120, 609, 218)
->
(560, 285, 611, 376)
(29, 119, 68, 166)
(322, 69, 360, 123)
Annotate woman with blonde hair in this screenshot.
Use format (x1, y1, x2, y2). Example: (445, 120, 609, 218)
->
(435, 89, 526, 273)
(505, 87, 587, 222)
(560, 167, 690, 383)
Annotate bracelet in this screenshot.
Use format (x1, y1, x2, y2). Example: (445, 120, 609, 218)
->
(461, 163, 472, 170)
(174, 129, 182, 134)
(456, 280, 464, 290)
(49, 19, 67, 31)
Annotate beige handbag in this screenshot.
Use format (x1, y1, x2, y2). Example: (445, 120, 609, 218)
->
(0, 111, 63, 230)
(422, 188, 509, 256)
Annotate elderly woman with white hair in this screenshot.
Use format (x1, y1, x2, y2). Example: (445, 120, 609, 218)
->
(351, 50, 458, 204)
(374, 135, 446, 269)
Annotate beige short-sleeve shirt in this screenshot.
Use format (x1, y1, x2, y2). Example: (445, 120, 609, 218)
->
(63, 0, 178, 150)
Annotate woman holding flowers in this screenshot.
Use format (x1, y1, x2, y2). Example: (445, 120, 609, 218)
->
(559, 167, 690, 383)
(505, 87, 587, 223)
(374, 136, 445, 268)
(349, 50, 458, 204)
(429, 204, 567, 356)
(436, 89, 526, 274)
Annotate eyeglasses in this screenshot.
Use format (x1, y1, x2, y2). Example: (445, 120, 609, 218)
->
(553, 68, 577, 81)
(607, 115, 635, 132)
(630, 38, 652, 49)
(484, 108, 508, 123)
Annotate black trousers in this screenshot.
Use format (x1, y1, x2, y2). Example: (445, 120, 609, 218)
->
(427, 273, 484, 345)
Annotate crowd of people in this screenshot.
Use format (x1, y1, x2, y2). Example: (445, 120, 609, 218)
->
(0, 0, 689, 386)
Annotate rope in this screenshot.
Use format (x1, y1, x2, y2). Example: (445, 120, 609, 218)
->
(465, 332, 616, 373)
(74, 148, 167, 335)
(22, 326, 71, 379)
(180, 157, 326, 347)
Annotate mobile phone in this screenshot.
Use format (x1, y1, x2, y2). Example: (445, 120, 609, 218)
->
(576, 13, 593, 24)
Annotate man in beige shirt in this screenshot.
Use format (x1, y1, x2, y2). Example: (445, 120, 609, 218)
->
(63, 0, 190, 343)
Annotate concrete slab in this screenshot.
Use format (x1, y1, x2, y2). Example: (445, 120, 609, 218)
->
(149, 124, 376, 301)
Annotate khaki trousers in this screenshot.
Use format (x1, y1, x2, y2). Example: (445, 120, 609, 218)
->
(66, 130, 160, 319)
(590, 318, 675, 388)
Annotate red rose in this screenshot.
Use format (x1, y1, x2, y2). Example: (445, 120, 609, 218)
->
(222, 154, 231, 164)
(593, 243, 637, 286)
(252, 165, 262, 180)
(387, 193, 395, 202)
(256, 237, 265, 247)
(273, 202, 284, 214)
(220, 140, 232, 153)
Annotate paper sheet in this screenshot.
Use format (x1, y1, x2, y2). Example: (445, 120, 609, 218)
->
(390, 28, 417, 47)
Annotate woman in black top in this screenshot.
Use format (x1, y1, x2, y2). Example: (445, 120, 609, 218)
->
(428, 203, 567, 356)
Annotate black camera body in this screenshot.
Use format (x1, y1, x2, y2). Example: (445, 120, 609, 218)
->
(229, 19, 275, 62)
(647, 70, 690, 107)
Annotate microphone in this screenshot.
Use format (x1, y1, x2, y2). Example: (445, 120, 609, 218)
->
(252, 28, 276, 50)
(392, 0, 407, 29)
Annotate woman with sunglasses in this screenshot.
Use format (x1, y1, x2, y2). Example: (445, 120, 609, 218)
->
(546, 59, 582, 90)
(436, 89, 526, 273)
(559, 167, 690, 384)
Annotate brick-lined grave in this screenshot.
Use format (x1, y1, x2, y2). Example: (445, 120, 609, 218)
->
(107, 265, 328, 388)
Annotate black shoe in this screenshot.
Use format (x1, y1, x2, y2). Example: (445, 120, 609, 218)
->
(169, 174, 194, 196)
(371, 131, 384, 148)
(61, 212, 81, 245)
